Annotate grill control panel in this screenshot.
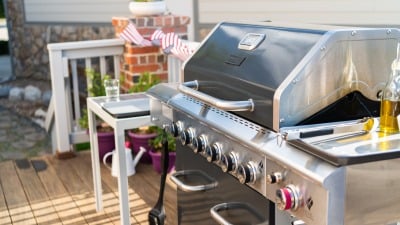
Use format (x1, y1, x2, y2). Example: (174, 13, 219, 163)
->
(168, 116, 267, 197)
(149, 94, 332, 225)
(167, 113, 320, 219)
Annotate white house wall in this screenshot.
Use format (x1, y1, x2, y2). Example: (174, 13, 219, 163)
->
(23, 0, 400, 39)
(198, 0, 400, 26)
(24, 0, 131, 23)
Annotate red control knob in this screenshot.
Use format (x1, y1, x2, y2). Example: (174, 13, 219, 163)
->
(276, 185, 300, 211)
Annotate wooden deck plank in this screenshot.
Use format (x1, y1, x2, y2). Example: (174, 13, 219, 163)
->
(69, 153, 126, 225)
(46, 154, 113, 225)
(128, 160, 178, 225)
(35, 156, 86, 225)
(0, 151, 178, 225)
(31, 157, 68, 198)
(92, 153, 156, 225)
(77, 151, 139, 225)
(0, 172, 12, 225)
(14, 159, 62, 225)
(0, 160, 36, 224)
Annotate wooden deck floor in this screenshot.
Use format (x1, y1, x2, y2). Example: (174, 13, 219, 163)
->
(0, 151, 177, 225)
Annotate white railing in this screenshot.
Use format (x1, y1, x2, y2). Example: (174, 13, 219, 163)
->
(46, 38, 188, 155)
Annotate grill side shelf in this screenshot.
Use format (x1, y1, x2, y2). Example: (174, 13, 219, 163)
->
(287, 139, 400, 166)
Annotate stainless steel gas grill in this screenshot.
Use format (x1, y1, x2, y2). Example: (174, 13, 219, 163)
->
(147, 21, 400, 225)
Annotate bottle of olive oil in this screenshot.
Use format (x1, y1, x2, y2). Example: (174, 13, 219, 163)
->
(379, 43, 400, 134)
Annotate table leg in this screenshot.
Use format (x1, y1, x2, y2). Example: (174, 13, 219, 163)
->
(115, 128, 131, 224)
(88, 109, 103, 211)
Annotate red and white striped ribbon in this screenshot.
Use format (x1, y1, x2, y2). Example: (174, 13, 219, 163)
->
(119, 23, 152, 46)
(151, 29, 194, 60)
(120, 25, 194, 61)
(151, 29, 166, 41)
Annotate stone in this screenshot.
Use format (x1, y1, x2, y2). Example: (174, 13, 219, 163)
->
(9, 87, 24, 101)
(31, 118, 45, 128)
(0, 151, 26, 160)
(24, 85, 42, 102)
(0, 120, 12, 129)
(42, 90, 52, 106)
(0, 85, 11, 97)
(11, 140, 35, 150)
(25, 132, 46, 141)
(7, 0, 115, 79)
(0, 135, 7, 142)
(34, 108, 47, 118)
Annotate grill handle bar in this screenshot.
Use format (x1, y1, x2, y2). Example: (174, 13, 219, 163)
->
(178, 80, 254, 112)
(170, 170, 218, 192)
(210, 202, 268, 225)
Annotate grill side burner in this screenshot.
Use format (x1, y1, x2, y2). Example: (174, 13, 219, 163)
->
(148, 22, 400, 225)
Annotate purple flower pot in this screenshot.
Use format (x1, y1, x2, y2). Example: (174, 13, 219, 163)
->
(97, 131, 115, 162)
(127, 131, 157, 164)
(149, 150, 176, 174)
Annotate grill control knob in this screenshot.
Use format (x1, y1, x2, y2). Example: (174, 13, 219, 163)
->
(221, 152, 238, 172)
(180, 127, 195, 146)
(237, 161, 258, 184)
(292, 220, 306, 225)
(205, 142, 223, 162)
(169, 121, 183, 137)
(267, 172, 283, 184)
(192, 134, 208, 153)
(276, 185, 301, 211)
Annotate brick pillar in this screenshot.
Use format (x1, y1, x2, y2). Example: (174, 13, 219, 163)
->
(112, 15, 191, 92)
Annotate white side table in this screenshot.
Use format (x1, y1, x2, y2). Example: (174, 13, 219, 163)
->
(87, 93, 151, 225)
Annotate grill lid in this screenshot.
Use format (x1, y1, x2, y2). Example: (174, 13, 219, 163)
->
(183, 21, 400, 131)
(184, 22, 324, 130)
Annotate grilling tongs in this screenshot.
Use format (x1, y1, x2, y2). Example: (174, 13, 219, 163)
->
(148, 129, 169, 225)
(280, 117, 377, 142)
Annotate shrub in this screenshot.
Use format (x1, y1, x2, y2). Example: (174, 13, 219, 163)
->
(0, 41, 8, 55)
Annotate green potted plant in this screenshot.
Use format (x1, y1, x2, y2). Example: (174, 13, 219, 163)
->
(79, 69, 115, 161)
(148, 127, 176, 174)
(129, 0, 166, 16)
(127, 72, 161, 163)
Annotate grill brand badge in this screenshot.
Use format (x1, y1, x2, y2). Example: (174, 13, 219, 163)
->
(238, 33, 266, 51)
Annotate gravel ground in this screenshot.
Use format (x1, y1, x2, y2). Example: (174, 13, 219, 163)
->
(0, 78, 51, 118)
(0, 78, 53, 161)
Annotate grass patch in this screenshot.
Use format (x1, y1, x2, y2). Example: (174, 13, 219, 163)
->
(75, 142, 90, 151)
(0, 0, 4, 18)
(0, 41, 8, 55)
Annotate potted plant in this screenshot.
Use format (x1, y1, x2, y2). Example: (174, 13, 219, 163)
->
(79, 69, 115, 161)
(148, 127, 176, 174)
(129, 0, 166, 16)
(127, 72, 160, 163)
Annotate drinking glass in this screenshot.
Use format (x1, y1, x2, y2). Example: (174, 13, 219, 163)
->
(104, 79, 120, 101)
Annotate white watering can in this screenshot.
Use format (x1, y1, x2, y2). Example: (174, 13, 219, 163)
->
(103, 146, 146, 177)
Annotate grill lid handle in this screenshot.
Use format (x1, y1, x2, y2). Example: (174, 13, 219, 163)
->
(178, 80, 254, 112)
